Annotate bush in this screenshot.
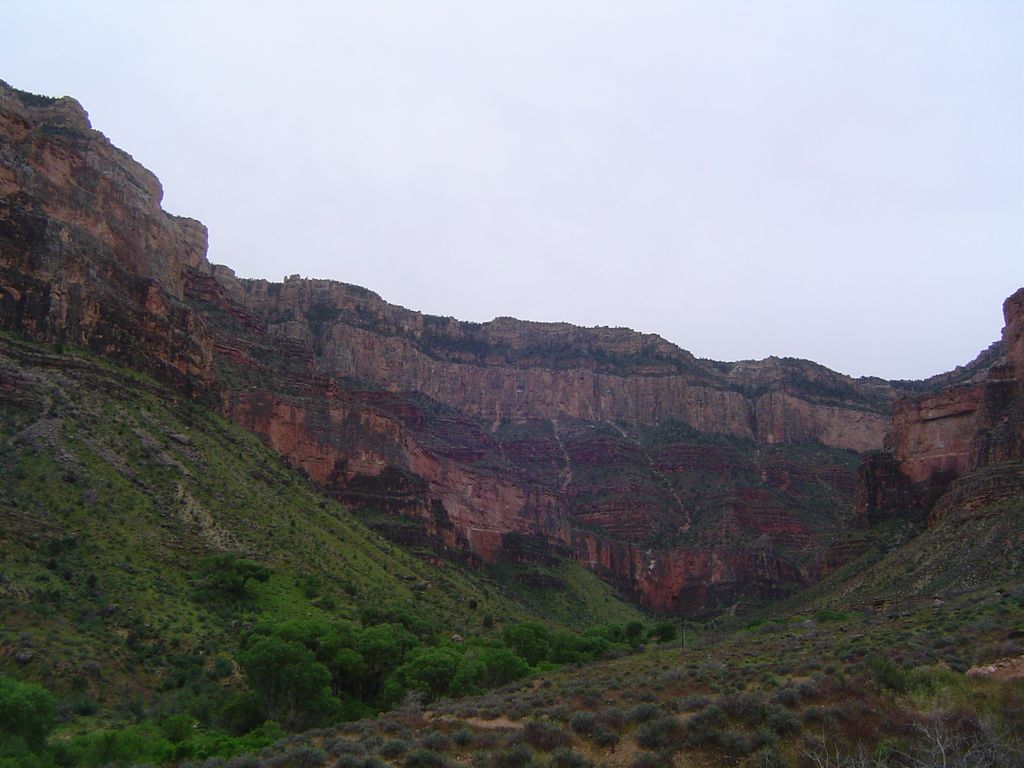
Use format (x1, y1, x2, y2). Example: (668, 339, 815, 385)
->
(634, 716, 684, 751)
(678, 695, 710, 711)
(161, 714, 195, 744)
(721, 692, 767, 723)
(867, 655, 910, 693)
(404, 749, 453, 768)
(379, 739, 410, 757)
(450, 647, 529, 696)
(420, 731, 450, 752)
(522, 719, 570, 751)
(392, 648, 463, 702)
(765, 706, 801, 736)
(569, 711, 598, 735)
(551, 747, 596, 768)
(629, 702, 661, 723)
(718, 730, 755, 757)
(686, 705, 728, 747)
(487, 744, 536, 768)
(451, 729, 473, 747)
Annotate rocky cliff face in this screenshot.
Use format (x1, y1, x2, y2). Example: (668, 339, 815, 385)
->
(190, 267, 871, 609)
(0, 81, 214, 395)
(2, 79, 961, 612)
(219, 274, 898, 453)
(855, 288, 1024, 528)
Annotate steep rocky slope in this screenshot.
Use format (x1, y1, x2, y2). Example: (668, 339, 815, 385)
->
(1, 79, 1001, 611)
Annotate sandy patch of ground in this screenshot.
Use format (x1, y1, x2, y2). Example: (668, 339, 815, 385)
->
(967, 655, 1024, 681)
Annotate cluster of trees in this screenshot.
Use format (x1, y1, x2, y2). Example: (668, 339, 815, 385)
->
(235, 615, 678, 730)
(235, 616, 523, 730)
(502, 620, 675, 666)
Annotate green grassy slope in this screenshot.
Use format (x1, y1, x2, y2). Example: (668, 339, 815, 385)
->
(0, 333, 641, 711)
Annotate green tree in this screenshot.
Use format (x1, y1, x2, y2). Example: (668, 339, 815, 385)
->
(391, 646, 463, 701)
(502, 622, 552, 666)
(625, 621, 647, 649)
(649, 621, 678, 643)
(0, 674, 57, 750)
(354, 623, 419, 702)
(322, 646, 366, 699)
(237, 636, 333, 728)
(450, 646, 529, 695)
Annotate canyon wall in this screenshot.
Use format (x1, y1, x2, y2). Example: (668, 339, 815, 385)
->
(7, 79, 1001, 612)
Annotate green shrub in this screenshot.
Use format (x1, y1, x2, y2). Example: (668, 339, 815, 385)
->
(420, 731, 450, 751)
(160, 713, 195, 743)
(867, 655, 910, 693)
(765, 706, 801, 735)
(686, 705, 728, 747)
(392, 647, 463, 702)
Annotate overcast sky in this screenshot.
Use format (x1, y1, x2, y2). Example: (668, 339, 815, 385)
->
(4, 1, 1022, 379)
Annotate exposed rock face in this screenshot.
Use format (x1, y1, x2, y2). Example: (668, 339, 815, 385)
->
(179, 253, 891, 609)
(890, 385, 984, 484)
(222, 276, 897, 452)
(3, 79, 963, 612)
(855, 288, 1024, 527)
(0, 81, 214, 395)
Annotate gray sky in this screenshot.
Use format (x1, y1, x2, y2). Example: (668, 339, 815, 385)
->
(5, 1, 1022, 380)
